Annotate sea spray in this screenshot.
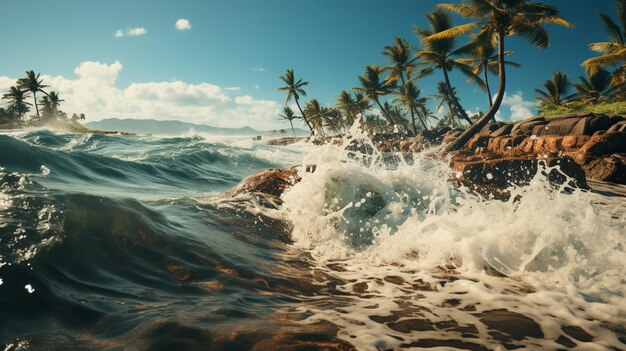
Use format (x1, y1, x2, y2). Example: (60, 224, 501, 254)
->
(279, 130, 626, 350)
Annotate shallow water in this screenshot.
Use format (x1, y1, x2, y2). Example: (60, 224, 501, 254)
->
(0, 128, 624, 350)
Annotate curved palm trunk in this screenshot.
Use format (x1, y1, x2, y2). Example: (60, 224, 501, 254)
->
(289, 120, 296, 137)
(483, 63, 493, 107)
(374, 98, 395, 130)
(33, 91, 40, 119)
(444, 31, 506, 153)
(294, 96, 313, 135)
(442, 68, 473, 125)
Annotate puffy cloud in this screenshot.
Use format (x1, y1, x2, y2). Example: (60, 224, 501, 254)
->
(127, 27, 147, 36)
(224, 87, 241, 91)
(496, 92, 537, 121)
(175, 19, 191, 31)
(114, 29, 124, 38)
(0, 61, 282, 128)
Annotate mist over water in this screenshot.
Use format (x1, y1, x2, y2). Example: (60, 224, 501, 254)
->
(0, 129, 624, 350)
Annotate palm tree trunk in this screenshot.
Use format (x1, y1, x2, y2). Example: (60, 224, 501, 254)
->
(375, 99, 395, 130)
(484, 63, 493, 107)
(483, 63, 497, 123)
(289, 120, 296, 137)
(33, 91, 40, 119)
(444, 31, 506, 153)
(442, 68, 473, 125)
(294, 97, 313, 135)
(408, 105, 418, 135)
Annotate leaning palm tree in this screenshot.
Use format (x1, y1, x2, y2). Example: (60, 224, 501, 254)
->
(573, 68, 625, 103)
(304, 99, 326, 136)
(278, 69, 313, 134)
(393, 81, 429, 132)
(457, 37, 520, 107)
(17, 70, 48, 119)
(416, 10, 485, 126)
(428, 0, 573, 153)
(582, 0, 626, 85)
(355, 65, 396, 129)
(278, 106, 299, 137)
(2, 86, 31, 122)
(383, 37, 418, 86)
(534, 71, 573, 108)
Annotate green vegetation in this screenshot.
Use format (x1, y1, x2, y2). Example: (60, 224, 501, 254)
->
(536, 0, 626, 115)
(538, 100, 626, 116)
(0, 70, 89, 130)
(275, 0, 590, 150)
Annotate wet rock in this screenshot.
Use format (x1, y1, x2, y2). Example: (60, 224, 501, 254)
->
(579, 154, 626, 184)
(561, 325, 593, 342)
(450, 153, 588, 197)
(477, 309, 544, 341)
(224, 166, 315, 201)
(577, 131, 626, 156)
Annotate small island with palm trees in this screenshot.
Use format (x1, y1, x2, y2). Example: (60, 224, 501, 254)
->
(270, 0, 626, 189)
(1, 70, 118, 134)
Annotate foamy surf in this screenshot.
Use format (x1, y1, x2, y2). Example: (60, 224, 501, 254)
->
(277, 132, 626, 350)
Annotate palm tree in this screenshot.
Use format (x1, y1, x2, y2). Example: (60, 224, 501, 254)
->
(428, 0, 572, 153)
(39, 96, 54, 121)
(383, 37, 418, 86)
(457, 37, 520, 107)
(17, 70, 48, 119)
(304, 99, 326, 135)
(277, 69, 313, 134)
(573, 68, 624, 103)
(582, 0, 626, 86)
(415, 10, 485, 126)
(79, 113, 86, 121)
(534, 71, 573, 108)
(278, 106, 299, 137)
(2, 86, 31, 122)
(48, 91, 64, 113)
(393, 81, 429, 132)
(432, 82, 462, 128)
(355, 65, 396, 129)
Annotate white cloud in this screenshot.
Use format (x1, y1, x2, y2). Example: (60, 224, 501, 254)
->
(175, 19, 191, 31)
(0, 61, 282, 129)
(252, 67, 266, 72)
(127, 27, 147, 36)
(224, 87, 241, 91)
(254, 84, 260, 90)
(114, 27, 147, 38)
(496, 92, 537, 121)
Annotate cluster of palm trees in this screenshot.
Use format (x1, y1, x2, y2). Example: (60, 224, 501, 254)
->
(278, 0, 573, 152)
(1, 70, 84, 126)
(535, 0, 626, 110)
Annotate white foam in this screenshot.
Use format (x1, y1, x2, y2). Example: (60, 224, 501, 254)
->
(277, 131, 626, 350)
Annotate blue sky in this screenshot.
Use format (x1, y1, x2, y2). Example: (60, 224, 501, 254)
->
(0, 0, 617, 129)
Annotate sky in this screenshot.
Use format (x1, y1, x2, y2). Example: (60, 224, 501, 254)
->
(0, 0, 617, 130)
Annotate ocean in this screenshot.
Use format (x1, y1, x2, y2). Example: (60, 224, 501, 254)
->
(0, 129, 624, 350)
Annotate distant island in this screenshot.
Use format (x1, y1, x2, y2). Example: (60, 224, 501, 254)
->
(85, 118, 310, 136)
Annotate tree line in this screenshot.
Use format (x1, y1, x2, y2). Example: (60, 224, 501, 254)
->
(277, 0, 625, 152)
(1, 70, 85, 127)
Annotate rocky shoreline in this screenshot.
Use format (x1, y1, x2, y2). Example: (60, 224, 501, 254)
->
(254, 113, 625, 201)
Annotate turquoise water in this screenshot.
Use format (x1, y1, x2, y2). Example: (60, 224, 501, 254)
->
(0, 129, 624, 350)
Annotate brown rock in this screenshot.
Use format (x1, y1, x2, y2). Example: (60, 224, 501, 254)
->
(561, 135, 591, 151)
(580, 154, 626, 184)
(491, 123, 514, 137)
(511, 119, 546, 136)
(577, 131, 626, 156)
(608, 120, 626, 133)
(467, 135, 491, 150)
(224, 166, 314, 199)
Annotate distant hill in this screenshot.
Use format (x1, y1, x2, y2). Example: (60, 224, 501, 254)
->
(84, 118, 309, 136)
